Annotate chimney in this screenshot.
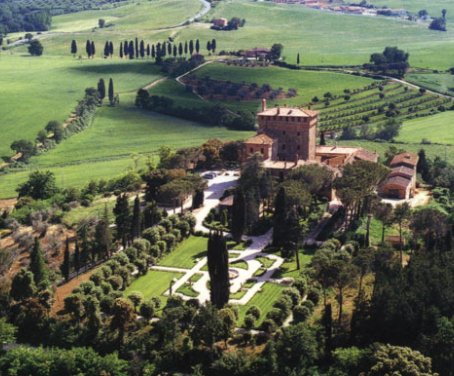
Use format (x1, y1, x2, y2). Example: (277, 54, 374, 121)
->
(261, 98, 267, 112)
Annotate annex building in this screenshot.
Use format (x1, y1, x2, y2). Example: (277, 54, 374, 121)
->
(242, 99, 378, 177)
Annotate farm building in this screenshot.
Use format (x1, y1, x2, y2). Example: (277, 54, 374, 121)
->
(241, 48, 271, 59)
(212, 18, 228, 27)
(242, 99, 378, 177)
(379, 152, 419, 200)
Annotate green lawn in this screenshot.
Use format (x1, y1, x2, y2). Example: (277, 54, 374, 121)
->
(237, 282, 286, 326)
(397, 111, 454, 145)
(406, 73, 454, 96)
(160, 236, 208, 269)
(124, 269, 183, 307)
(355, 218, 400, 246)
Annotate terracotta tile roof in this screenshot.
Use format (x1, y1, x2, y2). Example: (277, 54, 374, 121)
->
(258, 107, 318, 118)
(354, 148, 379, 163)
(244, 133, 276, 145)
(390, 152, 418, 167)
(383, 175, 412, 189)
(389, 165, 414, 179)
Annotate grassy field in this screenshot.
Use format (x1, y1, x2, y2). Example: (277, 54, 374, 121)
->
(124, 269, 183, 307)
(397, 111, 454, 145)
(406, 73, 454, 96)
(160, 236, 208, 269)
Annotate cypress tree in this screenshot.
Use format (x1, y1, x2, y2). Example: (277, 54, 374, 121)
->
(417, 149, 430, 182)
(108, 78, 114, 105)
(113, 194, 130, 247)
(272, 187, 288, 247)
(71, 39, 77, 56)
(135, 37, 139, 58)
(322, 303, 333, 361)
(95, 204, 112, 259)
(207, 231, 230, 308)
(119, 42, 124, 58)
(104, 41, 109, 57)
(184, 40, 188, 55)
(167, 42, 171, 56)
(140, 40, 145, 58)
(97, 78, 106, 101)
(178, 42, 183, 56)
(206, 40, 211, 53)
(91, 41, 96, 57)
(61, 237, 71, 282)
(195, 39, 200, 54)
(192, 189, 204, 210)
(131, 195, 142, 240)
(297, 52, 300, 65)
(173, 45, 177, 57)
(143, 201, 161, 229)
(320, 131, 326, 145)
(189, 40, 194, 55)
(129, 40, 134, 59)
(85, 40, 91, 58)
(151, 44, 156, 59)
(146, 44, 150, 57)
(211, 38, 216, 53)
(231, 189, 246, 243)
(123, 41, 128, 57)
(30, 238, 48, 287)
(109, 41, 114, 56)
(161, 43, 166, 57)
(74, 240, 80, 274)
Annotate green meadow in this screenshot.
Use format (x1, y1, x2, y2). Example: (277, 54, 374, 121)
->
(397, 112, 454, 145)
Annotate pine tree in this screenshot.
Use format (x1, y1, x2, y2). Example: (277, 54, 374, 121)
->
(272, 187, 288, 247)
(231, 189, 246, 243)
(85, 40, 91, 58)
(297, 52, 300, 65)
(184, 41, 188, 55)
(146, 44, 150, 57)
(95, 204, 112, 259)
(61, 237, 71, 281)
(29, 238, 48, 288)
(91, 41, 96, 57)
(211, 38, 216, 53)
(108, 78, 115, 106)
(178, 42, 183, 56)
(74, 240, 80, 274)
(131, 195, 142, 240)
(195, 39, 200, 54)
(135, 37, 139, 58)
(113, 194, 130, 247)
(140, 40, 145, 58)
(71, 40, 77, 56)
(207, 231, 230, 308)
(104, 41, 110, 58)
(189, 40, 194, 55)
(97, 78, 106, 102)
(109, 41, 114, 56)
(119, 42, 124, 58)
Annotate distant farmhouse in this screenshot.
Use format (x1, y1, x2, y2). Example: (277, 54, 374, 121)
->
(380, 152, 419, 200)
(242, 99, 378, 180)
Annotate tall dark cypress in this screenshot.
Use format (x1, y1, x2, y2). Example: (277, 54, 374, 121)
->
(108, 78, 114, 105)
(91, 41, 96, 57)
(119, 42, 124, 58)
(211, 38, 216, 53)
(129, 40, 134, 59)
(97, 78, 106, 102)
(104, 41, 110, 57)
(173, 45, 177, 57)
(189, 40, 194, 55)
(192, 189, 204, 210)
(113, 194, 130, 247)
(30, 237, 48, 287)
(151, 44, 156, 59)
(123, 41, 128, 57)
(184, 41, 188, 55)
(109, 41, 114, 56)
(135, 37, 139, 58)
(61, 237, 71, 282)
(231, 189, 246, 243)
(146, 44, 150, 57)
(167, 42, 171, 55)
(207, 231, 230, 309)
(85, 40, 91, 58)
(71, 40, 77, 56)
(178, 42, 183, 56)
(95, 204, 112, 259)
(206, 40, 211, 52)
(140, 40, 145, 58)
(322, 303, 333, 361)
(131, 195, 142, 240)
(272, 187, 288, 247)
(195, 39, 200, 54)
(161, 43, 166, 57)
(74, 240, 80, 274)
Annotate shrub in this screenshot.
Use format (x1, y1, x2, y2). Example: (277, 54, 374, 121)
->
(244, 315, 255, 330)
(142, 227, 161, 245)
(293, 305, 311, 323)
(156, 240, 167, 254)
(162, 233, 176, 250)
(108, 275, 123, 290)
(245, 306, 261, 320)
(282, 287, 301, 307)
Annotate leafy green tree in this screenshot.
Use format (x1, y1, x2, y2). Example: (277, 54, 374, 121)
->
(71, 39, 77, 56)
(28, 39, 43, 56)
(45, 120, 65, 143)
(98, 18, 106, 28)
(268, 43, 283, 61)
(10, 139, 36, 162)
(207, 231, 230, 308)
(191, 304, 224, 349)
(10, 268, 36, 301)
(29, 237, 49, 288)
(110, 298, 135, 349)
(113, 194, 130, 247)
(17, 170, 58, 199)
(0, 318, 16, 350)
